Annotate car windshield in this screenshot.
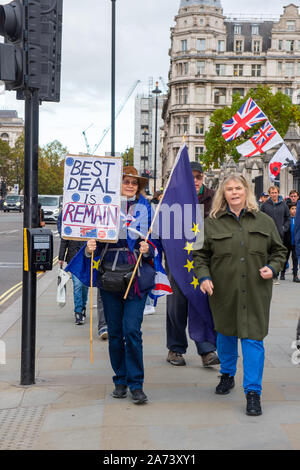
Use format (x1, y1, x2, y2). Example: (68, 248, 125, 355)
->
(39, 197, 59, 206)
(6, 196, 20, 202)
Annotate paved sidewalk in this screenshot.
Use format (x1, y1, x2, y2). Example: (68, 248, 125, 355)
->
(0, 268, 300, 450)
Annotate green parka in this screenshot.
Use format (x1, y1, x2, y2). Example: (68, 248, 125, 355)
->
(193, 209, 287, 341)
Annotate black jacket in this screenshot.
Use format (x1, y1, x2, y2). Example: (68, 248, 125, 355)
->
(260, 198, 290, 240)
(59, 239, 85, 265)
(198, 185, 215, 219)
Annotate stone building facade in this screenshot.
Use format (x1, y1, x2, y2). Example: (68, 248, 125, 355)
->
(134, 93, 166, 194)
(0, 110, 24, 148)
(161, 0, 300, 193)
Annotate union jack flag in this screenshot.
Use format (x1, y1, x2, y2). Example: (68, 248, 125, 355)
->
(236, 121, 283, 158)
(222, 98, 268, 142)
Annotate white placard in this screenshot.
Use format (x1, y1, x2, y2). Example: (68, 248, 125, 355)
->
(62, 154, 123, 241)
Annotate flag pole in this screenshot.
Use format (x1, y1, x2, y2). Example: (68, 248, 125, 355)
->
(123, 142, 187, 300)
(90, 252, 94, 364)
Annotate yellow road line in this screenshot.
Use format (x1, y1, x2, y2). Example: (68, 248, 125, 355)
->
(0, 256, 59, 306)
(0, 281, 23, 300)
(0, 284, 23, 306)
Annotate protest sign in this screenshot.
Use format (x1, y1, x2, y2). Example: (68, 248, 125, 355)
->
(62, 154, 123, 242)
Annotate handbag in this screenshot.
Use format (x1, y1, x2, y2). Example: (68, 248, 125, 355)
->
(98, 261, 135, 293)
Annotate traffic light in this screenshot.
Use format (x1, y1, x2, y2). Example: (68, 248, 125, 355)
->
(33, 0, 63, 102)
(0, 0, 62, 102)
(0, 0, 24, 90)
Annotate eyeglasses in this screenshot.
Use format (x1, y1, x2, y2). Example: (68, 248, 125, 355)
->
(123, 179, 138, 186)
(193, 174, 203, 181)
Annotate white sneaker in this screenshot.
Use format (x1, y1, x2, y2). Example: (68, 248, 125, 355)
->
(273, 280, 280, 285)
(143, 305, 155, 315)
(98, 328, 108, 340)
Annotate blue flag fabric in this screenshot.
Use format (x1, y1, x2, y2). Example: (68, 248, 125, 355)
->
(156, 145, 216, 345)
(65, 243, 101, 287)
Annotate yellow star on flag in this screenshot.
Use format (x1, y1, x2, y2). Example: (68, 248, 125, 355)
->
(93, 258, 101, 271)
(191, 223, 200, 235)
(184, 241, 194, 255)
(190, 276, 199, 290)
(184, 259, 194, 273)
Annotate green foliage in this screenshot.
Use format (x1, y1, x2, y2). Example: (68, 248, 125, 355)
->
(203, 86, 299, 169)
(122, 147, 134, 167)
(0, 135, 68, 195)
(38, 140, 68, 194)
(0, 138, 14, 191)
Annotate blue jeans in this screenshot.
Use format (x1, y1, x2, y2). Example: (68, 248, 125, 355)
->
(100, 289, 147, 391)
(72, 274, 89, 313)
(217, 332, 265, 396)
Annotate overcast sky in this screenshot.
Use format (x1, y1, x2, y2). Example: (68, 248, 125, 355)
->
(0, 0, 297, 155)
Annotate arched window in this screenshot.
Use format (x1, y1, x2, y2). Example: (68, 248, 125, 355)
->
(0, 133, 9, 141)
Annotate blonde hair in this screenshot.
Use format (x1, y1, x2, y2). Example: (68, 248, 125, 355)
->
(210, 174, 258, 218)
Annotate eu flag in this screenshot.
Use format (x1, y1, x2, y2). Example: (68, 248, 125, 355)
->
(65, 243, 101, 287)
(154, 145, 216, 345)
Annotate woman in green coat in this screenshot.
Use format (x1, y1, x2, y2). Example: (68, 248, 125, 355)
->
(193, 174, 287, 416)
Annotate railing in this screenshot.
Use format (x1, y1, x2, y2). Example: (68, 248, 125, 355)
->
(225, 13, 280, 22)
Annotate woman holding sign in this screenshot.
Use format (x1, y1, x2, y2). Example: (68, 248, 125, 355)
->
(86, 167, 155, 405)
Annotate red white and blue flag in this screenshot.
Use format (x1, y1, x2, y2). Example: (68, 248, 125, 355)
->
(222, 98, 268, 142)
(236, 120, 283, 158)
(124, 226, 173, 305)
(147, 241, 173, 304)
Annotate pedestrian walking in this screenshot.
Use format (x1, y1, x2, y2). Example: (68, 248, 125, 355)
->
(285, 189, 300, 209)
(257, 192, 268, 209)
(97, 288, 108, 339)
(142, 190, 163, 316)
(193, 174, 287, 416)
(85, 166, 156, 405)
(166, 161, 219, 368)
(281, 203, 300, 282)
(260, 185, 290, 284)
(58, 239, 89, 325)
(293, 199, 300, 347)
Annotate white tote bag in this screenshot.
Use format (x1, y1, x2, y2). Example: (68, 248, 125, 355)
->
(57, 268, 70, 308)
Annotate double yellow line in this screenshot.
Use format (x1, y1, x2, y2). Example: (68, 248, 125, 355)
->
(0, 256, 58, 306)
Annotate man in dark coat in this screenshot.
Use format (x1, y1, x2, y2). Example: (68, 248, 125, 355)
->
(260, 185, 290, 283)
(281, 203, 300, 282)
(191, 162, 215, 219)
(166, 161, 219, 368)
(57, 211, 107, 336)
(58, 238, 89, 325)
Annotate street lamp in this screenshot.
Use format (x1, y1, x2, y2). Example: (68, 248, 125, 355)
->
(152, 81, 162, 193)
(141, 127, 149, 193)
(142, 127, 148, 173)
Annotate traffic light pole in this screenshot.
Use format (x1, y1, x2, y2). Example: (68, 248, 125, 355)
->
(20, 89, 39, 386)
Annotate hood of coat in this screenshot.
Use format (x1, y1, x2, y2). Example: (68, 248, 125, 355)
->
(265, 195, 284, 206)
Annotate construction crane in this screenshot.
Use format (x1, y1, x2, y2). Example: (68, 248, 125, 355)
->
(82, 123, 94, 154)
(82, 80, 141, 155)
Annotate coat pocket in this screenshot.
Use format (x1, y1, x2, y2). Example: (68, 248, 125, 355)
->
(248, 229, 270, 255)
(210, 232, 233, 257)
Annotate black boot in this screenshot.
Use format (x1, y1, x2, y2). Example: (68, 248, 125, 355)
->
(215, 373, 235, 395)
(246, 391, 262, 416)
(293, 276, 300, 283)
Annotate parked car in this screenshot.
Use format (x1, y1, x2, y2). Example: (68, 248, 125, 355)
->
(38, 195, 63, 222)
(3, 195, 24, 212)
